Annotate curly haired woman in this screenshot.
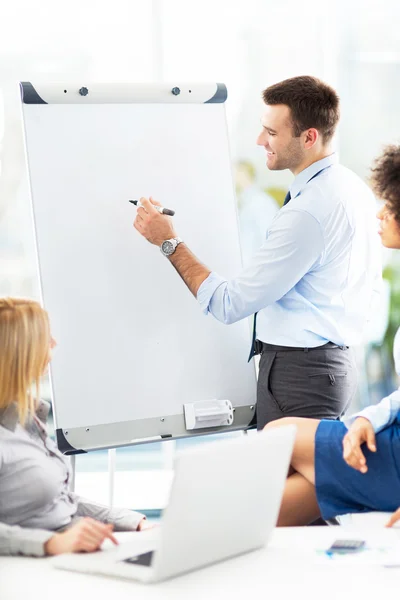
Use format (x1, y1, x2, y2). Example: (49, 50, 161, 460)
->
(267, 145, 400, 527)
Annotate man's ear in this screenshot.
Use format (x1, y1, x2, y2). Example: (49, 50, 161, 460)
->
(303, 128, 319, 149)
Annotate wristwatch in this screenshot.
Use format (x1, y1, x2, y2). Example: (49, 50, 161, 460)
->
(160, 237, 183, 257)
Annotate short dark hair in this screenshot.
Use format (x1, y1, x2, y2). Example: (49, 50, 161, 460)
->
(371, 145, 400, 224)
(262, 75, 340, 144)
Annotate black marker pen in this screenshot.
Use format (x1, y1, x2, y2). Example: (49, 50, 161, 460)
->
(129, 200, 175, 217)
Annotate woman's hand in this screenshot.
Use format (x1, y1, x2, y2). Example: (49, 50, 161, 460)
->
(44, 517, 118, 555)
(386, 508, 400, 528)
(342, 417, 376, 473)
(137, 518, 156, 531)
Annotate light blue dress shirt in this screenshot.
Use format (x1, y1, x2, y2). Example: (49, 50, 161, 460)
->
(197, 154, 381, 347)
(345, 329, 400, 433)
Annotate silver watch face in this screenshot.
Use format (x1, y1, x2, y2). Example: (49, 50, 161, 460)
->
(161, 240, 174, 255)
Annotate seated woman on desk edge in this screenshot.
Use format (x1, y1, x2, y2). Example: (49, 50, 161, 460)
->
(0, 298, 151, 557)
(268, 145, 400, 528)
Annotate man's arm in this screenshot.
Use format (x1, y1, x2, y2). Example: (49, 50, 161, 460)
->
(133, 197, 210, 296)
(133, 197, 324, 324)
(168, 244, 210, 297)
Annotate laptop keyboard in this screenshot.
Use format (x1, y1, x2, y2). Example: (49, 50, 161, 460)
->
(122, 551, 154, 567)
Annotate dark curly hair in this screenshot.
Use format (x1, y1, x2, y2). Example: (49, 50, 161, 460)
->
(262, 76, 340, 144)
(371, 145, 400, 224)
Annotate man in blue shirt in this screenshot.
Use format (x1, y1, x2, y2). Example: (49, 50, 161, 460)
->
(133, 75, 381, 428)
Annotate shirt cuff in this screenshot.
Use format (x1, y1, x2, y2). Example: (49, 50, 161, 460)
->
(342, 409, 384, 433)
(342, 414, 362, 430)
(9, 528, 54, 557)
(197, 272, 227, 314)
(110, 511, 146, 532)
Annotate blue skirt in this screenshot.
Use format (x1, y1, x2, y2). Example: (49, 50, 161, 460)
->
(315, 416, 400, 520)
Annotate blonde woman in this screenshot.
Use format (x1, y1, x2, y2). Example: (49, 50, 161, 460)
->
(0, 298, 147, 556)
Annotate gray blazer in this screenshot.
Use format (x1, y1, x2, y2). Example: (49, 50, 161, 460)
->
(0, 400, 144, 556)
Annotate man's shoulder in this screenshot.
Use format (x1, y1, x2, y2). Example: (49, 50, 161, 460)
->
(327, 163, 375, 196)
(295, 164, 374, 215)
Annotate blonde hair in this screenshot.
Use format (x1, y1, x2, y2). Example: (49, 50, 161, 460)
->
(0, 298, 50, 424)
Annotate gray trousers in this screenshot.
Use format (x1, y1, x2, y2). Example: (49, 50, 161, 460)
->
(256, 342, 357, 430)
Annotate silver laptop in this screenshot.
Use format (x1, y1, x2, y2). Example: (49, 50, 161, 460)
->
(53, 426, 295, 583)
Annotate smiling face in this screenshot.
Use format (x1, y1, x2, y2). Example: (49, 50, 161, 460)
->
(377, 204, 400, 249)
(257, 104, 305, 174)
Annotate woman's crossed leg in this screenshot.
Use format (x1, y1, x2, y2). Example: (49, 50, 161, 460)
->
(265, 417, 322, 526)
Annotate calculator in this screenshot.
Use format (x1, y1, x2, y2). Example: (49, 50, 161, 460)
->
(327, 539, 366, 554)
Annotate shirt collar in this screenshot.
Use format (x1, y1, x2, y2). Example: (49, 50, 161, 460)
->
(0, 399, 50, 431)
(289, 153, 338, 200)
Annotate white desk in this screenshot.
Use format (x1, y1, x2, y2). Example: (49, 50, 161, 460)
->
(1, 526, 400, 600)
